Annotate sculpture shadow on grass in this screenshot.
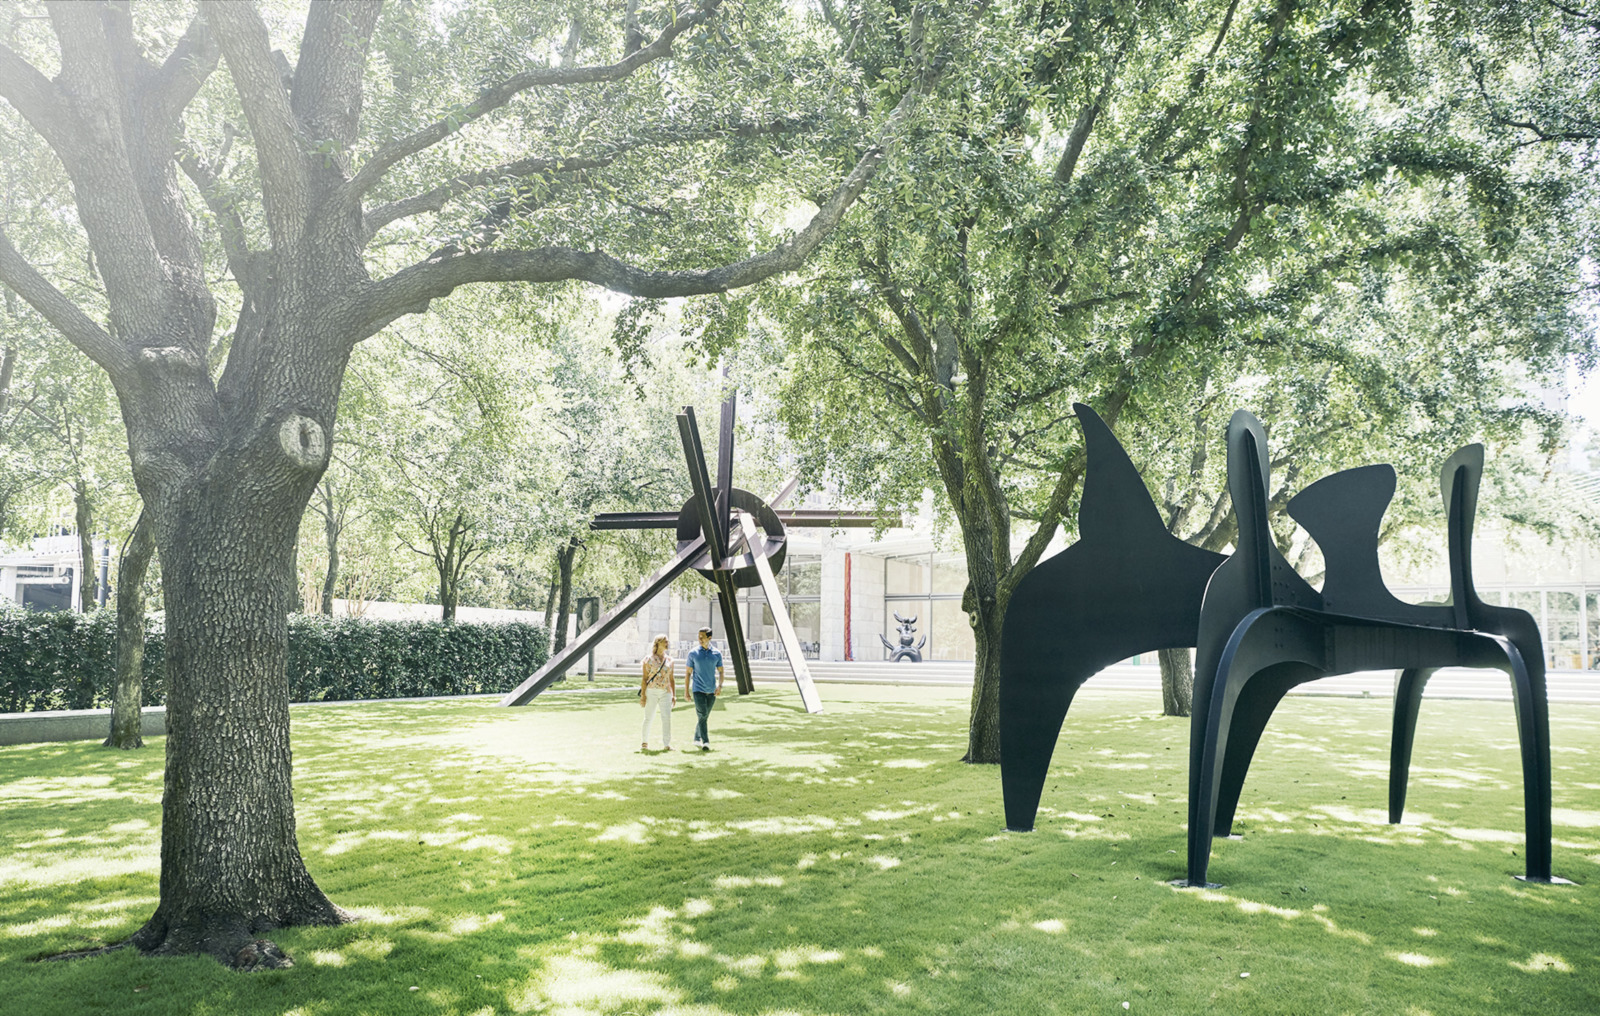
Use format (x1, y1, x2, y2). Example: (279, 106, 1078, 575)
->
(1000, 404, 1565, 887)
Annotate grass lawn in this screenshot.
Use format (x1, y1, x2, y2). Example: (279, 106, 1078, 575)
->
(1, 683, 1597, 1015)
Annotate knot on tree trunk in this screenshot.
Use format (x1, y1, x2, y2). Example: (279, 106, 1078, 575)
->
(277, 414, 327, 470)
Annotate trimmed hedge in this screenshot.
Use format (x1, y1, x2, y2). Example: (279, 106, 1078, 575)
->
(0, 604, 548, 712)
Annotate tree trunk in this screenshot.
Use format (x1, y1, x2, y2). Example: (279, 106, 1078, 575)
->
(959, 521, 1005, 764)
(543, 574, 559, 636)
(105, 509, 155, 750)
(1158, 646, 1193, 717)
(130, 476, 346, 966)
(965, 607, 1003, 763)
(553, 538, 578, 654)
(320, 500, 338, 616)
(74, 481, 96, 610)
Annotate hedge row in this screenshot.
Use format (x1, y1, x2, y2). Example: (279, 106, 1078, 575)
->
(0, 605, 549, 713)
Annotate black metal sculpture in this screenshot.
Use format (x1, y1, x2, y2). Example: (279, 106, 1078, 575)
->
(880, 611, 926, 662)
(1000, 404, 1566, 887)
(499, 392, 893, 713)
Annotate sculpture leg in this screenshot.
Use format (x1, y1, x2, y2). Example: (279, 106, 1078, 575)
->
(1185, 658, 1245, 888)
(714, 571, 755, 695)
(999, 666, 1087, 832)
(1212, 674, 1298, 837)
(1506, 652, 1558, 882)
(1388, 667, 1436, 824)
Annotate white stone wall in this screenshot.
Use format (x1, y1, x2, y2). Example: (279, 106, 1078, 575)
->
(848, 552, 887, 661)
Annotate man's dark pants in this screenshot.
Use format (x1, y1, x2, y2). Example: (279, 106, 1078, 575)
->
(693, 691, 716, 745)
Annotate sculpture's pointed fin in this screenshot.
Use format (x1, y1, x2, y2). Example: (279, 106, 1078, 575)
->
(1074, 403, 1169, 542)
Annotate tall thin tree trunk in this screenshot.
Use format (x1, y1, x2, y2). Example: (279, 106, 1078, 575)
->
(542, 572, 559, 646)
(320, 503, 338, 616)
(554, 538, 578, 654)
(1159, 647, 1193, 716)
(106, 509, 155, 749)
(74, 481, 96, 610)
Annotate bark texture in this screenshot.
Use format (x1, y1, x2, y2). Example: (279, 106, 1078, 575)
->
(105, 509, 155, 749)
(1158, 647, 1193, 717)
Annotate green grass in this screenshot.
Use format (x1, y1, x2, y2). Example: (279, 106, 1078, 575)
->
(2, 684, 1597, 1015)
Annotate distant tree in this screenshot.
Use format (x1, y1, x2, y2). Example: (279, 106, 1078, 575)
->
(767, 0, 1596, 757)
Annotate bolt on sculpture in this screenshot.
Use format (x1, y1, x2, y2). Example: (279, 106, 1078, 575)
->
(1000, 404, 1567, 887)
(879, 611, 926, 662)
(499, 392, 895, 713)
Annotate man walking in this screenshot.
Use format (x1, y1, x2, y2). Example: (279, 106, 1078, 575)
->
(685, 626, 725, 750)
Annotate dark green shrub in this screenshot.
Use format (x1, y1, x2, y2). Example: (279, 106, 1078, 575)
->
(0, 605, 548, 712)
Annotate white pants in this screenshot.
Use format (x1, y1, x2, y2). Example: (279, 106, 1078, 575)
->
(641, 686, 673, 747)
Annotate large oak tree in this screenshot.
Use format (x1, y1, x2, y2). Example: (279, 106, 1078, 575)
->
(0, 0, 913, 966)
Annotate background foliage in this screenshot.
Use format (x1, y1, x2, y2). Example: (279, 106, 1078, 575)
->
(0, 604, 549, 712)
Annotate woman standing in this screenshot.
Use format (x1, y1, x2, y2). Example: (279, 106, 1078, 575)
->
(639, 635, 676, 751)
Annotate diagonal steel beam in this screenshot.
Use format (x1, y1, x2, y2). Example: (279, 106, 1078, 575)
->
(499, 535, 708, 706)
(716, 393, 736, 558)
(739, 510, 823, 713)
(713, 569, 756, 695)
(677, 407, 727, 567)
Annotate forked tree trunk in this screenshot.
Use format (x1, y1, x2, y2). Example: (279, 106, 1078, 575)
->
(105, 509, 155, 750)
(1159, 647, 1193, 716)
(130, 468, 345, 966)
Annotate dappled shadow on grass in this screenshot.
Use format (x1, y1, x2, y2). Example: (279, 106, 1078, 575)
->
(2, 688, 1598, 1015)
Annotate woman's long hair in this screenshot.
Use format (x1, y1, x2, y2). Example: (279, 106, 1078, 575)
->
(651, 634, 669, 658)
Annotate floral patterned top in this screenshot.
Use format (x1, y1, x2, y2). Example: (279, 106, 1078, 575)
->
(642, 655, 674, 690)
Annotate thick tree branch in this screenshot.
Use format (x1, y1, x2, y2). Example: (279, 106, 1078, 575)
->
(177, 149, 254, 286)
(342, 1, 724, 203)
(291, 1, 382, 149)
(0, 40, 72, 153)
(203, 0, 309, 250)
(147, 12, 221, 140)
(348, 113, 899, 337)
(0, 228, 132, 379)
(363, 117, 808, 242)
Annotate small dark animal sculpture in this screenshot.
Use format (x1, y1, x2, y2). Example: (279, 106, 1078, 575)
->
(880, 612, 927, 662)
(1000, 404, 1564, 887)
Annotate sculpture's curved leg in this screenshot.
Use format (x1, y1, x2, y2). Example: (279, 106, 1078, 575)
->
(1388, 667, 1437, 824)
(1186, 609, 1325, 887)
(1212, 670, 1301, 837)
(1504, 645, 1559, 882)
(999, 665, 1090, 831)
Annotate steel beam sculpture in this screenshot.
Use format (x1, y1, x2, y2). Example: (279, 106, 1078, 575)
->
(1000, 404, 1566, 887)
(499, 393, 893, 712)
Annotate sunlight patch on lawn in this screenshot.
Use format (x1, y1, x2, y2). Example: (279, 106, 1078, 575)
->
(0, 843, 157, 888)
(880, 759, 932, 768)
(1441, 827, 1521, 844)
(1511, 953, 1573, 973)
(1392, 952, 1444, 967)
(511, 954, 680, 1014)
(1032, 919, 1067, 933)
(714, 875, 786, 889)
(344, 905, 430, 925)
(1551, 808, 1600, 828)
(866, 856, 900, 870)
(447, 912, 505, 935)
(322, 828, 513, 855)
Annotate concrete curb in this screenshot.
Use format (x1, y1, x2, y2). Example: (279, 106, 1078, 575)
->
(0, 706, 167, 747)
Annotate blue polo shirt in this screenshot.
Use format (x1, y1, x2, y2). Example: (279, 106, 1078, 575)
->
(686, 646, 723, 693)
